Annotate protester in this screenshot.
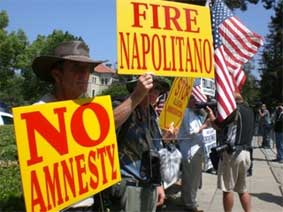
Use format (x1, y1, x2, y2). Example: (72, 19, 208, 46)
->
(153, 91, 183, 189)
(208, 92, 254, 212)
(177, 95, 209, 212)
(111, 76, 178, 212)
(32, 40, 161, 211)
(258, 104, 272, 148)
(272, 103, 283, 163)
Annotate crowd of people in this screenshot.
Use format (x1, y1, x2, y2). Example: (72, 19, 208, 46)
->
(256, 103, 283, 162)
(30, 40, 282, 212)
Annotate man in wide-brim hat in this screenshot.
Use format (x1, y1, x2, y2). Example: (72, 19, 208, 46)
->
(32, 40, 104, 82)
(32, 40, 106, 101)
(32, 40, 168, 210)
(32, 40, 167, 109)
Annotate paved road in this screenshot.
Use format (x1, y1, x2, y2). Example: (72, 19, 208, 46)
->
(161, 137, 283, 212)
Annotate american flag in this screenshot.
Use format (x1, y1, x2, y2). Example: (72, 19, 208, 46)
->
(211, 0, 263, 121)
(192, 79, 208, 103)
(154, 92, 168, 116)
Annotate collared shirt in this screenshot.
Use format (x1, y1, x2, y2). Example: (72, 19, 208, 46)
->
(116, 105, 163, 181)
(34, 93, 56, 104)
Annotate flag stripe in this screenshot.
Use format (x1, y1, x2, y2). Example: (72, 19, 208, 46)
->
(231, 17, 263, 48)
(222, 41, 250, 64)
(215, 47, 235, 95)
(229, 18, 260, 52)
(225, 18, 259, 54)
(220, 28, 254, 61)
(192, 85, 207, 102)
(214, 47, 236, 120)
(234, 67, 246, 87)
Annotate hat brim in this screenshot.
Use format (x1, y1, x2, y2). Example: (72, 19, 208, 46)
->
(126, 77, 170, 93)
(32, 55, 105, 82)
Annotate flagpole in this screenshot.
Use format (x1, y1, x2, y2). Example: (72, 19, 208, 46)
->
(205, 0, 214, 7)
(205, 0, 210, 7)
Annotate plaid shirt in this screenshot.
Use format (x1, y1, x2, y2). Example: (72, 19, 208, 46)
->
(116, 105, 163, 181)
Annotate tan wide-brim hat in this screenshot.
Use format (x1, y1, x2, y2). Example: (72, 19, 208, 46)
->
(32, 40, 105, 82)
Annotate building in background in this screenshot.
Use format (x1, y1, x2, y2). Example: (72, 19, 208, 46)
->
(87, 63, 116, 97)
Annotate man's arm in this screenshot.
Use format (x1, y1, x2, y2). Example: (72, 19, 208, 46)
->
(206, 106, 237, 130)
(258, 109, 264, 117)
(206, 106, 220, 130)
(113, 73, 153, 129)
(156, 185, 165, 206)
(197, 120, 210, 133)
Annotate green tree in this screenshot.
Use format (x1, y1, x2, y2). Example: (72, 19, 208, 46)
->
(101, 83, 129, 98)
(259, 1, 283, 106)
(0, 11, 8, 29)
(0, 10, 29, 108)
(0, 10, 88, 107)
(241, 61, 261, 105)
(0, 11, 82, 107)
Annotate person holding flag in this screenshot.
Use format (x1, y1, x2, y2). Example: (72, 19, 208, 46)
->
(208, 92, 254, 212)
(206, 0, 263, 211)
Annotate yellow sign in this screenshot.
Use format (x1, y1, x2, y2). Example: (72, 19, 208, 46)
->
(12, 96, 121, 212)
(159, 77, 194, 129)
(117, 0, 214, 78)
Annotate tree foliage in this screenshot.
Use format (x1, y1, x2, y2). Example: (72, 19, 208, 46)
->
(0, 125, 24, 212)
(241, 61, 261, 106)
(101, 83, 129, 98)
(0, 11, 29, 107)
(0, 9, 83, 107)
(259, 1, 283, 106)
(0, 11, 8, 29)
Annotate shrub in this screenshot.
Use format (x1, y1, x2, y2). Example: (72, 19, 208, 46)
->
(0, 125, 25, 211)
(0, 125, 18, 160)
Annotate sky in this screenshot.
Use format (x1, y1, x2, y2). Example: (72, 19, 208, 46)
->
(0, 0, 274, 77)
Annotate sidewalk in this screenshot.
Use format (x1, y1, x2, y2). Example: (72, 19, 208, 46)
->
(163, 137, 283, 212)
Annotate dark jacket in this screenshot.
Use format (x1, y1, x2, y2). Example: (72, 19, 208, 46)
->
(274, 109, 283, 133)
(215, 102, 254, 148)
(236, 103, 254, 147)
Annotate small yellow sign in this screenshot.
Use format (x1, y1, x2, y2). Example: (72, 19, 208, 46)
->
(159, 77, 194, 129)
(117, 0, 214, 78)
(12, 96, 121, 212)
